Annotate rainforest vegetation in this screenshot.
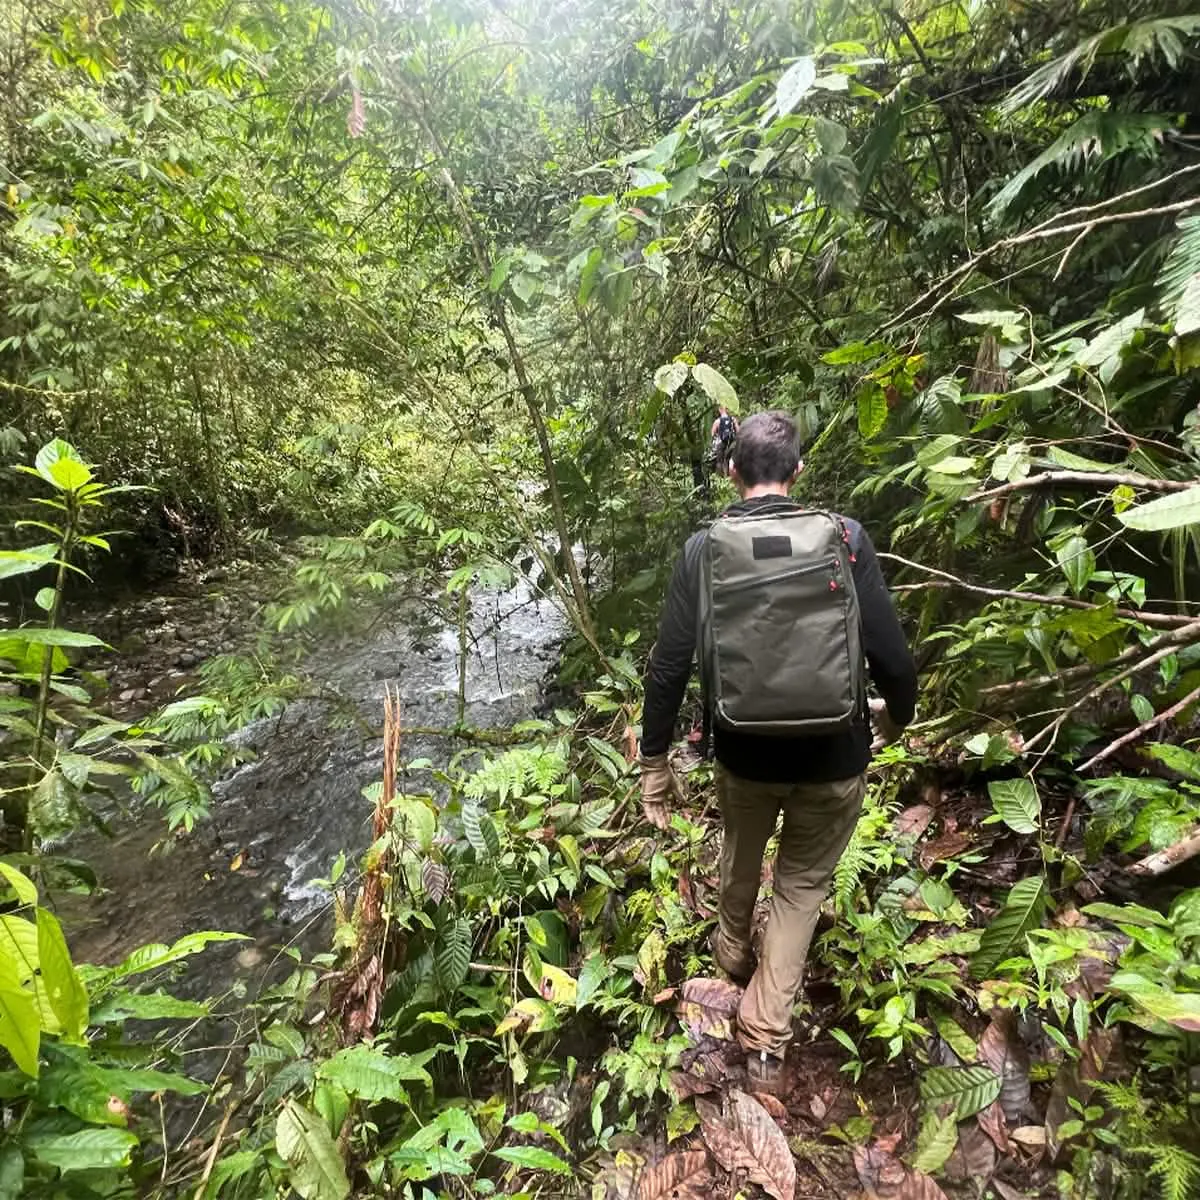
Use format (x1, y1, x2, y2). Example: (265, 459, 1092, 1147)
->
(2, 0, 1200, 1196)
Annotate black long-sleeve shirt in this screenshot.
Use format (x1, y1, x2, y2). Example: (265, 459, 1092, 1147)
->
(641, 496, 918, 783)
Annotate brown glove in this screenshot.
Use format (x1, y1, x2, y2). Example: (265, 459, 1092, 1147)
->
(637, 750, 684, 830)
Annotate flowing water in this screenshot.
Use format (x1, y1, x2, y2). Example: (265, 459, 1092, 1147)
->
(60, 570, 570, 992)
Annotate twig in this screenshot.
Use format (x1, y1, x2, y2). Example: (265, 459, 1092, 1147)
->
(882, 554, 1193, 629)
(1025, 622, 1200, 753)
(192, 1101, 236, 1200)
(1127, 825, 1200, 877)
(1075, 682, 1200, 774)
(1054, 795, 1077, 851)
(967, 471, 1195, 505)
(1054, 224, 1093, 280)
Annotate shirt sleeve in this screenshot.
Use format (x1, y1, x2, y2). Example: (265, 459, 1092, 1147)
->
(851, 526, 919, 727)
(640, 536, 701, 755)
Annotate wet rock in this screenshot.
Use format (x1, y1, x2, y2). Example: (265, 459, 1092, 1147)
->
(175, 651, 199, 668)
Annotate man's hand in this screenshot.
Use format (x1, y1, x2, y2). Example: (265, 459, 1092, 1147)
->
(638, 751, 684, 830)
(869, 697, 905, 751)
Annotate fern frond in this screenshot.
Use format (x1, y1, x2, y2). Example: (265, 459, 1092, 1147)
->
(1158, 216, 1200, 335)
(833, 794, 891, 914)
(1001, 17, 1200, 114)
(988, 113, 1170, 218)
(1142, 1141, 1200, 1200)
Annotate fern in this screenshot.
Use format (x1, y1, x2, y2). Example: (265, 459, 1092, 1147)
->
(1143, 1141, 1200, 1200)
(464, 745, 567, 804)
(833, 793, 893, 915)
(1158, 216, 1200, 335)
(988, 113, 1170, 218)
(1001, 17, 1200, 114)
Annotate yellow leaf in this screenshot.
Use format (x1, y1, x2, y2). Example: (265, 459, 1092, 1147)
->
(230, 853, 243, 872)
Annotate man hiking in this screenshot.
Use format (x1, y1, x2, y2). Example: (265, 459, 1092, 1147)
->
(638, 410, 918, 1095)
(708, 404, 739, 477)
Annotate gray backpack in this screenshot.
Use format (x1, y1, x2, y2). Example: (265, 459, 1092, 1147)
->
(697, 506, 866, 736)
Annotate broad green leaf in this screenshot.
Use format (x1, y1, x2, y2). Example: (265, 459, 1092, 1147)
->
(33, 440, 90, 492)
(0, 865, 36, 907)
(690, 363, 739, 413)
(1081, 901, 1169, 928)
(1074, 309, 1145, 369)
(0, 917, 39, 982)
(436, 918, 471, 994)
(927, 455, 976, 475)
(0, 627, 104, 649)
(1117, 487, 1200, 533)
(0, 1144, 22, 1199)
(0, 983, 39, 1076)
(987, 779, 1040, 835)
(538, 963, 577, 1006)
(22, 1127, 137, 1172)
(315, 1044, 432, 1099)
(1056, 535, 1095, 594)
(956, 309, 1024, 327)
(915, 435, 960, 468)
(823, 340, 888, 365)
(918, 1065, 1001, 1120)
(392, 797, 435, 854)
(90, 931, 247, 988)
(576, 952, 609, 1009)
(36, 910, 87, 1041)
(1108, 979, 1200, 1032)
(775, 57, 816, 115)
(931, 1009, 977, 1061)
(491, 1145, 572, 1175)
(0, 547, 57, 581)
(910, 1108, 958, 1174)
(970, 876, 1048, 979)
(653, 361, 689, 396)
(1047, 446, 1114, 472)
(857, 388, 886, 439)
(275, 1099, 350, 1200)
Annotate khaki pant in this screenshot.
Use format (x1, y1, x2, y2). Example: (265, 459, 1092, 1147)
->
(713, 765, 866, 1058)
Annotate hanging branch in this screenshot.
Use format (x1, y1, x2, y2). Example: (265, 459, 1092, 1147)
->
(967, 471, 1195, 505)
(1075, 682, 1200, 774)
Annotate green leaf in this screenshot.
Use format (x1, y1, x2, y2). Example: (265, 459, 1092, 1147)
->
(915, 435, 960, 468)
(918, 1065, 1001, 1120)
(987, 778, 1041, 835)
(1117, 488, 1200, 533)
(970, 876, 1048, 979)
(0, 983, 39, 1076)
(275, 1099, 350, 1200)
(0, 1144, 22, 1200)
(23, 1128, 137, 1173)
(857, 388, 887, 439)
(1056, 534, 1096, 594)
(576, 952, 609, 1009)
(690, 363, 739, 414)
(1074, 309, 1145, 369)
(910, 1108, 958, 1174)
(1047, 446, 1113, 473)
(462, 803, 500, 859)
(36, 910, 87, 1041)
(653, 361, 689, 396)
(0, 627, 104, 649)
(931, 1009, 977, 1062)
(90, 931, 247, 989)
(1081, 901, 1169, 928)
(775, 57, 816, 116)
(491, 1145, 573, 1175)
(436, 918, 471, 994)
(0, 865, 36, 908)
(392, 797, 435, 854)
(33, 440, 91, 492)
(315, 1044, 432, 1099)
(1110, 984, 1200, 1033)
(0, 547, 58, 581)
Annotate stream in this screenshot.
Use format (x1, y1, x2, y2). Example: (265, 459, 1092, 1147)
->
(60, 567, 570, 995)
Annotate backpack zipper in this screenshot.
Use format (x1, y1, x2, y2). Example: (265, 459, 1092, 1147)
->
(715, 557, 839, 595)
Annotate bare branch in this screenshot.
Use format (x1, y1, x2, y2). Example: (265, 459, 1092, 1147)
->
(1127, 825, 1200, 878)
(967, 471, 1196, 505)
(1076, 682, 1200, 774)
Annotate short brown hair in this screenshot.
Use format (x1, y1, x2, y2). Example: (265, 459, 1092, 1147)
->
(730, 411, 801, 486)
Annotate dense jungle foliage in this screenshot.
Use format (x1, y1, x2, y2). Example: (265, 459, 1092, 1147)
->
(3, 0, 1200, 1196)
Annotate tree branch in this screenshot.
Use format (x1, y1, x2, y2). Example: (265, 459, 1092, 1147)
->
(1076, 682, 1200, 774)
(967, 471, 1195, 505)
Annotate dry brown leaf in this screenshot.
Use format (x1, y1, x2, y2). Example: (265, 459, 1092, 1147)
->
(977, 1100, 1011, 1154)
(670, 1051, 725, 1099)
(809, 1094, 828, 1121)
(1045, 1027, 1119, 1161)
(637, 1150, 712, 1200)
(895, 804, 935, 841)
(918, 830, 972, 869)
(697, 1090, 797, 1200)
(945, 1124, 996, 1183)
(853, 1142, 950, 1200)
(754, 1093, 789, 1123)
(990, 1182, 1033, 1200)
(977, 1013, 1030, 1123)
(1009, 1126, 1047, 1148)
(676, 977, 743, 1043)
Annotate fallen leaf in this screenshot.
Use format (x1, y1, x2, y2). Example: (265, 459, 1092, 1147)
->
(853, 1141, 950, 1199)
(977, 1100, 1011, 1154)
(895, 804, 935, 841)
(1045, 1027, 1118, 1161)
(230, 852, 244, 872)
(697, 1091, 796, 1200)
(1009, 1126, 1047, 1148)
(637, 1149, 712, 1200)
(678, 868, 697, 914)
(991, 1182, 1033, 1200)
(671, 1047, 727, 1099)
(977, 1013, 1030, 1123)
(809, 1094, 828, 1121)
(945, 1124, 996, 1183)
(624, 725, 638, 762)
(919, 830, 972, 869)
(652, 987, 678, 1006)
(755, 1093, 788, 1123)
(676, 977, 743, 1043)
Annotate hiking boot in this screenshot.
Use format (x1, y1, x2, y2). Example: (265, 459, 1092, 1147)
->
(745, 1049, 787, 1097)
(709, 930, 755, 987)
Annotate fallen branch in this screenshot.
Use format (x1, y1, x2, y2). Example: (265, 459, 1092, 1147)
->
(1127, 826, 1200, 877)
(1025, 622, 1200, 754)
(967, 471, 1195, 505)
(1075, 682, 1200, 774)
(192, 1102, 236, 1200)
(882, 554, 1193, 629)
